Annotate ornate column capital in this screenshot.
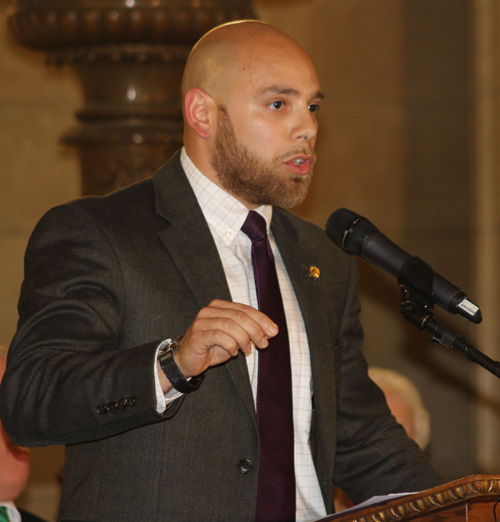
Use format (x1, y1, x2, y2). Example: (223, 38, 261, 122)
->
(7, 0, 256, 194)
(9, 0, 255, 50)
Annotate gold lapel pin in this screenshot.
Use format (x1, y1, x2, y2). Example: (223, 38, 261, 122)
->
(309, 266, 321, 281)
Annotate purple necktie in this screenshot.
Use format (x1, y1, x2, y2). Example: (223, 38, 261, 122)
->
(241, 210, 296, 522)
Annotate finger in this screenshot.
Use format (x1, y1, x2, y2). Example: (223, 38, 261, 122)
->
(197, 312, 268, 350)
(191, 317, 261, 353)
(202, 300, 279, 343)
(175, 328, 242, 376)
(207, 300, 278, 336)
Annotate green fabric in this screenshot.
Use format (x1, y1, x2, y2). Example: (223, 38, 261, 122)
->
(0, 506, 10, 522)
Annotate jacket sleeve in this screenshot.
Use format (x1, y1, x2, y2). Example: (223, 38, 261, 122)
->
(0, 204, 181, 447)
(332, 257, 441, 503)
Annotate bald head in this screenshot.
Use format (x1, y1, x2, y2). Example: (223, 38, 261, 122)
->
(182, 21, 309, 101)
(181, 20, 322, 208)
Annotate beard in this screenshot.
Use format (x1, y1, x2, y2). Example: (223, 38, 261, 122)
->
(210, 106, 315, 208)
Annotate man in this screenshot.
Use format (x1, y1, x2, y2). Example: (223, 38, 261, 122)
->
(0, 349, 46, 522)
(0, 21, 440, 522)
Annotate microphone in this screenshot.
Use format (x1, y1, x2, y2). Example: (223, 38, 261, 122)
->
(326, 208, 482, 324)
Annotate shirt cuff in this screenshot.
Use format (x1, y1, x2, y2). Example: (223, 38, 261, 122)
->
(154, 340, 183, 414)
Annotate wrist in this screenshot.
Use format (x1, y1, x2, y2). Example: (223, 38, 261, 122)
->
(157, 336, 205, 394)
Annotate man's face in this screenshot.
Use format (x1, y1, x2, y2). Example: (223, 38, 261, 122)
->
(0, 358, 30, 501)
(210, 37, 323, 208)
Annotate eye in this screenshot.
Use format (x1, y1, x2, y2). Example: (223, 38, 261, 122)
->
(308, 104, 321, 114)
(269, 101, 285, 110)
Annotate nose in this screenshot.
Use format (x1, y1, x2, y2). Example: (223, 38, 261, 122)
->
(293, 107, 318, 144)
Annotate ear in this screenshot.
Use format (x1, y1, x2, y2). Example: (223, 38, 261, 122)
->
(184, 88, 216, 140)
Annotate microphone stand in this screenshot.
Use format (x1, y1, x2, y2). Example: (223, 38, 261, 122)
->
(397, 257, 500, 379)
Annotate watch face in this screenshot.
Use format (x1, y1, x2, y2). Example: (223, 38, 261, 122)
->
(157, 338, 172, 356)
(158, 336, 183, 356)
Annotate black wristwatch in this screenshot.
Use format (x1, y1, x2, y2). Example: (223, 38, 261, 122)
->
(158, 335, 205, 394)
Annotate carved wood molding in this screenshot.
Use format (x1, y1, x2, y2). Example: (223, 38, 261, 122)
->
(331, 475, 500, 522)
(47, 44, 191, 65)
(9, 1, 255, 52)
(62, 121, 183, 145)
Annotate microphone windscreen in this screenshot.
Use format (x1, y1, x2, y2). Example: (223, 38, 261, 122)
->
(326, 208, 378, 256)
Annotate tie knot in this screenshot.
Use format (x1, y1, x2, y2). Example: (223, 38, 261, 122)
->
(241, 210, 268, 243)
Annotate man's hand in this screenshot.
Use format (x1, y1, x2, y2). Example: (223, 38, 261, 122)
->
(157, 299, 278, 393)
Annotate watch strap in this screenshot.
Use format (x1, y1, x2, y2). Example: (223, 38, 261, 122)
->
(158, 336, 205, 394)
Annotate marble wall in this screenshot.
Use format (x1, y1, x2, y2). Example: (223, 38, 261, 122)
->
(1, 0, 498, 520)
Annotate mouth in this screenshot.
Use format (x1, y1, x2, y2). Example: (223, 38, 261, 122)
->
(284, 154, 314, 175)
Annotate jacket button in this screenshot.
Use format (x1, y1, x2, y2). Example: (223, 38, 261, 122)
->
(125, 395, 136, 407)
(238, 458, 253, 474)
(97, 404, 108, 415)
(117, 398, 127, 410)
(107, 401, 118, 414)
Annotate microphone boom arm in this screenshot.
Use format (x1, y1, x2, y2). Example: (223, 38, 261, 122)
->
(398, 256, 500, 379)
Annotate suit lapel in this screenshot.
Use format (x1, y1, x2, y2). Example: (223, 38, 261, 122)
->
(153, 153, 256, 427)
(271, 210, 337, 429)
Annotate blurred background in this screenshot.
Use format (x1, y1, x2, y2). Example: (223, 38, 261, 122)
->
(1, 0, 500, 519)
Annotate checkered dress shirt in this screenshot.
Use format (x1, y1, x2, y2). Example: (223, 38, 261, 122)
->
(174, 148, 327, 521)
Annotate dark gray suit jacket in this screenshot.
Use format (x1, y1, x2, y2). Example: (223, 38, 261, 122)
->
(18, 508, 49, 522)
(0, 152, 440, 521)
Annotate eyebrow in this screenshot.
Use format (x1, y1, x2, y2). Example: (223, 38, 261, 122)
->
(256, 86, 325, 101)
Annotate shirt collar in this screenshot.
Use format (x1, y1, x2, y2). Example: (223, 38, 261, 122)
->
(0, 502, 21, 522)
(180, 147, 273, 245)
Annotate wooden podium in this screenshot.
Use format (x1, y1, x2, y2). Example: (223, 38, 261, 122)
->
(325, 475, 500, 522)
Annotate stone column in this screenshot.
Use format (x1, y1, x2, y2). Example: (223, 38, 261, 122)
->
(7, 0, 255, 195)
